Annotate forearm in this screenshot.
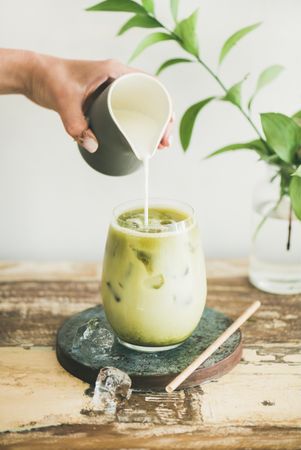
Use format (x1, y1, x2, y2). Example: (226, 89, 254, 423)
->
(0, 48, 35, 95)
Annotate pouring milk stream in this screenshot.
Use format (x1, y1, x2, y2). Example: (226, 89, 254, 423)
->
(113, 109, 166, 227)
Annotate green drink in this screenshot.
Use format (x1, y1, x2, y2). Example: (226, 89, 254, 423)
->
(101, 200, 207, 352)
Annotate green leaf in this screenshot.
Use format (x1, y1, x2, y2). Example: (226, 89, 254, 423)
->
(180, 97, 215, 151)
(219, 22, 261, 66)
(86, 0, 146, 14)
(129, 32, 175, 62)
(292, 110, 301, 120)
(156, 57, 192, 75)
(290, 176, 301, 219)
(248, 65, 284, 110)
(292, 110, 301, 126)
(175, 9, 199, 57)
(261, 113, 301, 163)
(260, 153, 280, 164)
(206, 140, 267, 159)
(255, 65, 284, 92)
(170, 0, 180, 22)
(117, 15, 161, 35)
(142, 0, 154, 14)
(292, 165, 301, 177)
(222, 77, 247, 107)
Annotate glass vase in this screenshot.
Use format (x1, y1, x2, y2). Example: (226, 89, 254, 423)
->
(249, 168, 301, 294)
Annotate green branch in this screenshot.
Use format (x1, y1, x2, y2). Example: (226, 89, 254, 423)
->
(157, 21, 264, 140)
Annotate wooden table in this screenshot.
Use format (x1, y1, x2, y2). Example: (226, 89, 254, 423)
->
(0, 260, 300, 449)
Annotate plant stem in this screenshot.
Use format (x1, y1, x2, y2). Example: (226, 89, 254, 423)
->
(195, 56, 263, 139)
(236, 105, 263, 138)
(196, 56, 227, 91)
(157, 19, 263, 140)
(287, 202, 293, 251)
(252, 195, 283, 242)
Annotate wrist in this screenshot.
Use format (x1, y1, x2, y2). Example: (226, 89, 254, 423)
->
(0, 49, 37, 95)
(18, 50, 39, 96)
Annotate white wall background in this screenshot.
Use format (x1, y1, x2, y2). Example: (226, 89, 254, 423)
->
(0, 0, 300, 261)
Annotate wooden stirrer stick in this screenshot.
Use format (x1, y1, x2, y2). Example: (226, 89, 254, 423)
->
(165, 300, 261, 393)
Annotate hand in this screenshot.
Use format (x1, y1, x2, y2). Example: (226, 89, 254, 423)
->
(24, 53, 173, 153)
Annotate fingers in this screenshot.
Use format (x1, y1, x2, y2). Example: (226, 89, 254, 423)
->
(57, 58, 172, 155)
(82, 60, 140, 104)
(60, 101, 98, 153)
(159, 113, 174, 149)
(105, 59, 143, 79)
(58, 59, 138, 153)
(77, 129, 98, 153)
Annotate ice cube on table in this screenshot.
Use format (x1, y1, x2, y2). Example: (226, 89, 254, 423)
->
(72, 317, 114, 356)
(92, 367, 132, 413)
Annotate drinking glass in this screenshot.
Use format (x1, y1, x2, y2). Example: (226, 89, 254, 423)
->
(101, 199, 207, 352)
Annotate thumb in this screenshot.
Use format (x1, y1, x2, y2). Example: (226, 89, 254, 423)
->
(60, 103, 98, 153)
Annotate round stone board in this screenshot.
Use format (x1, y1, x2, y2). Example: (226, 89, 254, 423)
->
(56, 305, 242, 391)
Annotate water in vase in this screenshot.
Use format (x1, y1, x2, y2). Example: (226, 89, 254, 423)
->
(249, 196, 301, 294)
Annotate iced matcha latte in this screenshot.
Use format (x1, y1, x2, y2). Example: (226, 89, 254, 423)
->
(101, 200, 207, 351)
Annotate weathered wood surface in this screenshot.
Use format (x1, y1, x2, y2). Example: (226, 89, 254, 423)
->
(0, 260, 300, 449)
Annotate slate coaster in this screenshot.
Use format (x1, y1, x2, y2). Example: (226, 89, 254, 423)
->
(56, 305, 242, 391)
